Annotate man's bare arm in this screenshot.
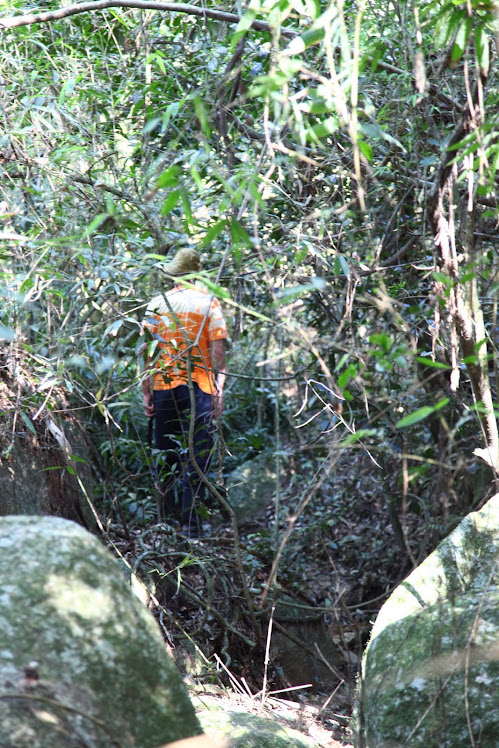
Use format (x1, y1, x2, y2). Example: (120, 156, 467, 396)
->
(141, 353, 155, 417)
(209, 339, 226, 419)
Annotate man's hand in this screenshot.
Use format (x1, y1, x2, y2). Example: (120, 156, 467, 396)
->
(143, 389, 155, 418)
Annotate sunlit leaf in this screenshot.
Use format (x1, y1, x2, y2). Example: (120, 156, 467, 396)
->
(156, 165, 181, 189)
(286, 27, 325, 56)
(396, 398, 449, 428)
(161, 190, 181, 215)
(85, 214, 108, 235)
(201, 278, 231, 300)
(415, 356, 451, 370)
(201, 219, 227, 247)
(358, 140, 372, 162)
(475, 25, 490, 74)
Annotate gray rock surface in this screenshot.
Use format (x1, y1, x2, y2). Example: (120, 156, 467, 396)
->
(0, 412, 95, 526)
(357, 493, 499, 747)
(0, 516, 201, 747)
(270, 595, 341, 689)
(198, 704, 318, 748)
(226, 453, 276, 523)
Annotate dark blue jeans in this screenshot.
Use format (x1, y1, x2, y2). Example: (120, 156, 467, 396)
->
(153, 384, 213, 529)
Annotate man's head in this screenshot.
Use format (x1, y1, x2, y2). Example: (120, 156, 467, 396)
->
(162, 247, 201, 277)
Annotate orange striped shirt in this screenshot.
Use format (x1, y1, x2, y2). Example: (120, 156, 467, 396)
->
(143, 286, 228, 394)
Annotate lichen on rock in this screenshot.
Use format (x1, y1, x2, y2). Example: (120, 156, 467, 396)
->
(198, 705, 319, 748)
(357, 494, 499, 748)
(0, 515, 201, 747)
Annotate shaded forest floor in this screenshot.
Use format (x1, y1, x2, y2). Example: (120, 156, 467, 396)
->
(105, 441, 447, 747)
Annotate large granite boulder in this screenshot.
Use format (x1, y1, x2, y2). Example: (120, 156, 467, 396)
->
(357, 493, 499, 747)
(0, 516, 201, 747)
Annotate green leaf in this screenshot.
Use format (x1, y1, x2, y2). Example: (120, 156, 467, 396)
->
(69, 454, 87, 463)
(161, 190, 181, 216)
(58, 77, 76, 105)
(338, 255, 350, 278)
(230, 219, 252, 247)
(434, 397, 450, 412)
(190, 166, 203, 193)
(201, 278, 231, 300)
(156, 165, 181, 189)
(396, 406, 435, 428)
(451, 17, 472, 64)
(475, 25, 490, 74)
(370, 43, 386, 71)
(435, 9, 464, 49)
(289, 0, 320, 18)
(415, 356, 451, 370)
(286, 27, 325, 56)
(0, 324, 15, 341)
(143, 117, 162, 134)
(162, 101, 181, 131)
(342, 429, 378, 445)
(233, 7, 258, 35)
(396, 398, 449, 428)
(306, 116, 339, 141)
(460, 271, 476, 283)
(358, 140, 372, 162)
(20, 411, 37, 435)
(276, 279, 327, 302)
(338, 363, 356, 390)
(334, 353, 349, 372)
(85, 214, 108, 236)
(105, 198, 116, 216)
(201, 219, 227, 247)
(359, 122, 406, 153)
(180, 191, 194, 225)
(193, 96, 211, 139)
(370, 332, 391, 352)
(432, 271, 454, 286)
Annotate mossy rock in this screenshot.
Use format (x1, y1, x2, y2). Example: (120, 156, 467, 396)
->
(226, 453, 276, 523)
(198, 706, 318, 748)
(357, 494, 499, 747)
(0, 516, 201, 747)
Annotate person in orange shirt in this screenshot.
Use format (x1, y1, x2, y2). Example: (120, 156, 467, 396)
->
(141, 248, 228, 538)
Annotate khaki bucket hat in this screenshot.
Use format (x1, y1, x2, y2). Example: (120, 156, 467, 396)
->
(161, 248, 201, 276)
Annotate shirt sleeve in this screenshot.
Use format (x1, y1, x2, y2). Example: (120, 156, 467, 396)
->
(208, 299, 228, 342)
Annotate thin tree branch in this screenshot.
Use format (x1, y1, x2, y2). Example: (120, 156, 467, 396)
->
(0, 1, 462, 121)
(72, 174, 165, 249)
(0, 0, 295, 36)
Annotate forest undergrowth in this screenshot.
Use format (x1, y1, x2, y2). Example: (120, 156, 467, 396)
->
(103, 427, 447, 748)
(1, 342, 493, 747)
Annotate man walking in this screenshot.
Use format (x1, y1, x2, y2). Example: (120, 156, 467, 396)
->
(141, 248, 228, 538)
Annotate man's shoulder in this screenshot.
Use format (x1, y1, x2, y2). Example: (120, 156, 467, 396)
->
(146, 288, 183, 313)
(146, 287, 224, 317)
(146, 293, 163, 311)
